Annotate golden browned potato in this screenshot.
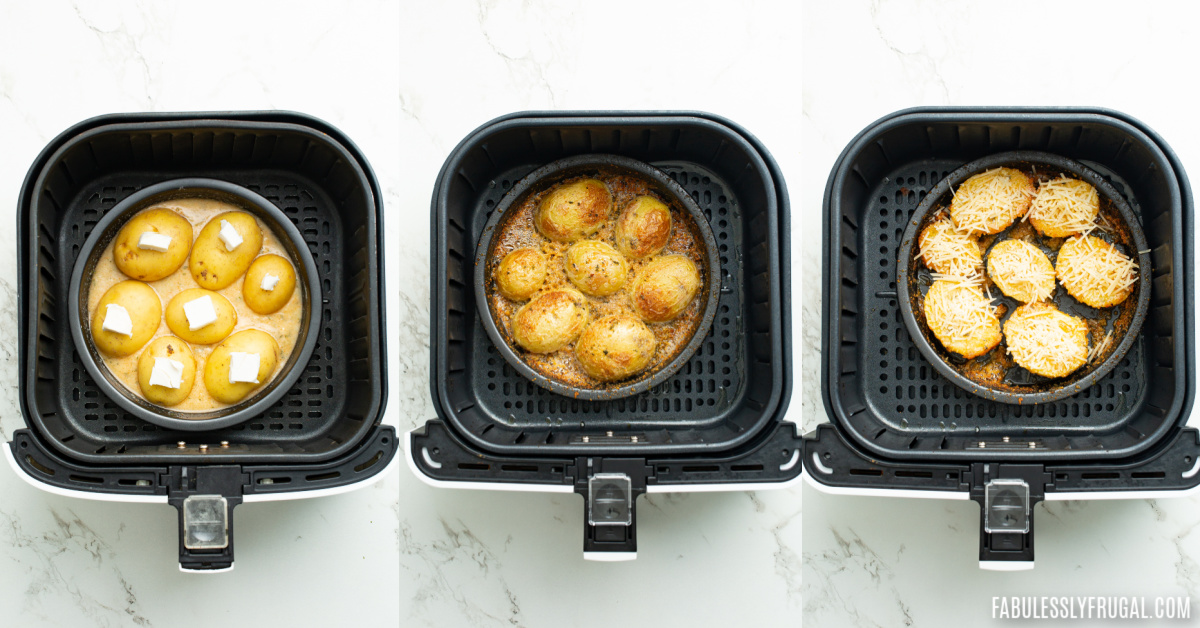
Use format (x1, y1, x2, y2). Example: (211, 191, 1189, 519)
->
(136, 336, 197, 406)
(494, 248, 546, 301)
(510, 289, 590, 353)
(919, 218, 981, 277)
(615, 196, 672, 259)
(630, 255, 702, 323)
(1003, 301, 1089, 378)
(922, 278, 1002, 359)
(1027, 177, 1100, 238)
(91, 280, 161, 357)
(564, 240, 628, 297)
(575, 314, 658, 382)
(1055, 235, 1138, 308)
(112, 208, 194, 282)
(190, 211, 264, 290)
(949, 167, 1036, 235)
(986, 239, 1056, 303)
(533, 179, 612, 242)
(203, 329, 281, 404)
(164, 288, 237, 345)
(243, 254, 297, 314)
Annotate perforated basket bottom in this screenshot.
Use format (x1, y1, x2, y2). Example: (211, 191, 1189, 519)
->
(468, 163, 749, 430)
(48, 172, 349, 449)
(862, 159, 1146, 436)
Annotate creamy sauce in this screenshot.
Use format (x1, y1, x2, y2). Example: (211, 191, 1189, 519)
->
(486, 173, 708, 390)
(87, 198, 303, 413)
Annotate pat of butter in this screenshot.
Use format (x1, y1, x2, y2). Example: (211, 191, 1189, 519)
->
(218, 219, 243, 251)
(149, 357, 185, 389)
(261, 273, 280, 291)
(182, 295, 218, 331)
(137, 232, 173, 252)
(228, 352, 261, 384)
(101, 304, 133, 336)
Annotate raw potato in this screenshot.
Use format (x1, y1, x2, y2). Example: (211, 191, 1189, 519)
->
(533, 179, 613, 242)
(112, 208, 194, 281)
(203, 329, 281, 404)
(91, 280, 161, 356)
(630, 255, 702, 323)
(494, 248, 546, 301)
(136, 336, 197, 406)
(190, 211, 264, 290)
(575, 314, 658, 382)
(243, 254, 297, 314)
(165, 288, 237, 344)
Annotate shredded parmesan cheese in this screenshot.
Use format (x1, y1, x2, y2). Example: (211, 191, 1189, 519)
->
(986, 239, 1056, 303)
(1026, 176, 1100, 238)
(949, 168, 1036, 235)
(923, 278, 1001, 358)
(919, 219, 982, 277)
(1088, 330, 1114, 363)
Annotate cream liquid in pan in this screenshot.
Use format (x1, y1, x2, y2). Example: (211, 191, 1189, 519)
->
(86, 198, 303, 414)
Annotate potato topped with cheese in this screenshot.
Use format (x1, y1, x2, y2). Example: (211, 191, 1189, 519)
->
(112, 208, 194, 281)
(986, 239, 1056, 303)
(1003, 301, 1089, 378)
(922, 278, 1002, 359)
(1055, 235, 1138, 308)
(949, 167, 1036, 235)
(1027, 177, 1099, 238)
(919, 218, 982, 277)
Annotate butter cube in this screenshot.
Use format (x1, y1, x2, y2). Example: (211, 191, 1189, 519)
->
(218, 219, 243, 251)
(101, 304, 133, 336)
(182, 295, 218, 331)
(261, 273, 280, 291)
(149, 357, 185, 389)
(228, 352, 261, 384)
(137, 232, 173, 252)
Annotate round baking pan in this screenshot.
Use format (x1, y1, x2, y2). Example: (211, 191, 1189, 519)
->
(68, 178, 322, 431)
(896, 150, 1152, 404)
(474, 154, 721, 401)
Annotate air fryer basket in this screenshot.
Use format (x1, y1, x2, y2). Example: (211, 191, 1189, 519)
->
(822, 109, 1191, 462)
(432, 113, 787, 456)
(19, 115, 386, 464)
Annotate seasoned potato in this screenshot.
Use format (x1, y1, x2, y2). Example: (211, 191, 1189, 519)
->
(533, 179, 612, 242)
(1055, 235, 1138, 308)
(494, 248, 546, 301)
(243, 254, 297, 314)
(949, 167, 1036, 235)
(630, 255, 702, 323)
(510, 289, 590, 353)
(112, 208, 194, 281)
(91, 280, 161, 356)
(615, 196, 672, 259)
(203, 329, 281, 404)
(564, 240, 628, 297)
(575, 314, 657, 382)
(986, 239, 1056, 303)
(1003, 301, 1089, 378)
(136, 336, 197, 406)
(165, 288, 237, 344)
(190, 211, 263, 290)
(919, 218, 981, 277)
(922, 278, 1002, 359)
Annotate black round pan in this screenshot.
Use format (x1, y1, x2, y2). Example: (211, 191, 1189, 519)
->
(474, 154, 721, 401)
(69, 178, 322, 431)
(897, 150, 1152, 405)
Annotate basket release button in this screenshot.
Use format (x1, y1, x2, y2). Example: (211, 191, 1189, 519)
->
(183, 495, 229, 550)
(984, 478, 1030, 534)
(588, 473, 632, 526)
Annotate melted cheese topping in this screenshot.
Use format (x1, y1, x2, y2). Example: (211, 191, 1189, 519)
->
(919, 219, 982, 277)
(923, 278, 1001, 358)
(1026, 176, 1100, 237)
(949, 168, 1036, 235)
(1003, 302, 1089, 378)
(986, 239, 1056, 303)
(1055, 235, 1138, 308)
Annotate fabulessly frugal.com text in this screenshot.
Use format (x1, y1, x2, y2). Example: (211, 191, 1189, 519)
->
(993, 596, 1191, 620)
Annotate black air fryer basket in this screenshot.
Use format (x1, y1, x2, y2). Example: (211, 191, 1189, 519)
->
(410, 111, 797, 558)
(810, 107, 1196, 568)
(8, 112, 394, 571)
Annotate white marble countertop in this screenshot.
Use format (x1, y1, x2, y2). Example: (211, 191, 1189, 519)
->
(802, 2, 1200, 626)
